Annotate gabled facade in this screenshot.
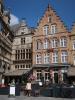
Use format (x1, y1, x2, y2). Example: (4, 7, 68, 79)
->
(69, 23, 75, 65)
(32, 4, 71, 83)
(67, 23, 75, 81)
(11, 20, 32, 71)
(3, 19, 33, 83)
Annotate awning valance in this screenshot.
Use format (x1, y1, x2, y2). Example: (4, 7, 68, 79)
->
(4, 69, 31, 76)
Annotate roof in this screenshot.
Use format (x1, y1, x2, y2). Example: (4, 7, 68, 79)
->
(4, 69, 31, 76)
(67, 67, 75, 76)
(33, 64, 71, 68)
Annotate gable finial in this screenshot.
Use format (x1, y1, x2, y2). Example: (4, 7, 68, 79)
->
(47, 3, 50, 11)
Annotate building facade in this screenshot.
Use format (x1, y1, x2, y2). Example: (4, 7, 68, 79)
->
(0, 1, 75, 84)
(4, 20, 33, 82)
(67, 23, 75, 83)
(0, 0, 13, 83)
(32, 5, 71, 83)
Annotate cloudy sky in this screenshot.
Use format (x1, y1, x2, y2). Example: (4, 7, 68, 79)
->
(5, 0, 75, 29)
(10, 14, 19, 26)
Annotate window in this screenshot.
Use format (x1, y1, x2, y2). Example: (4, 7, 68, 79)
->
(26, 64, 30, 69)
(21, 37, 25, 45)
(15, 65, 19, 69)
(51, 39, 58, 48)
(61, 51, 68, 63)
(51, 24, 57, 34)
(36, 40, 42, 50)
(36, 54, 41, 64)
(72, 40, 75, 50)
(52, 51, 58, 63)
(36, 70, 42, 81)
(23, 49, 25, 59)
(21, 32, 24, 35)
(48, 15, 51, 23)
(73, 56, 75, 65)
(29, 50, 31, 59)
(45, 71, 50, 81)
(60, 37, 67, 47)
(26, 49, 29, 59)
(21, 50, 23, 59)
(43, 25, 49, 35)
(44, 39, 49, 49)
(44, 53, 50, 64)
(15, 50, 20, 60)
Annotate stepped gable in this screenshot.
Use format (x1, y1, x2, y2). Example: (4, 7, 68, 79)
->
(36, 3, 68, 35)
(71, 22, 75, 35)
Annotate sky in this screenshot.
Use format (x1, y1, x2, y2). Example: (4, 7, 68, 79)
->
(4, 0, 75, 30)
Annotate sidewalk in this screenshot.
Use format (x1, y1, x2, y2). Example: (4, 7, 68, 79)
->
(0, 95, 75, 100)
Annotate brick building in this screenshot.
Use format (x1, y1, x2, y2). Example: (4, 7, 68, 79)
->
(32, 4, 71, 83)
(67, 23, 75, 83)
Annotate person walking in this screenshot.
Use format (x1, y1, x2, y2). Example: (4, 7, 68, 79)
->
(26, 80, 32, 96)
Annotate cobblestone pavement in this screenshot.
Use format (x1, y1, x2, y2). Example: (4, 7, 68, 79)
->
(0, 95, 75, 100)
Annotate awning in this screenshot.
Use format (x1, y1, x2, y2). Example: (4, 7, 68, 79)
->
(4, 69, 31, 76)
(33, 63, 70, 68)
(67, 67, 75, 76)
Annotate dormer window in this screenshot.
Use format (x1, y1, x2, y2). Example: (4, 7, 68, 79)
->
(48, 15, 51, 23)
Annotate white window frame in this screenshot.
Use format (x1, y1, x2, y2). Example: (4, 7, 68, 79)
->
(45, 71, 49, 81)
(73, 56, 75, 65)
(36, 40, 42, 50)
(36, 54, 41, 64)
(60, 37, 67, 47)
(52, 52, 58, 63)
(44, 39, 49, 49)
(44, 53, 50, 64)
(48, 15, 51, 23)
(61, 51, 68, 63)
(51, 25, 57, 34)
(51, 39, 58, 48)
(43, 25, 49, 35)
(36, 70, 42, 81)
(72, 40, 75, 50)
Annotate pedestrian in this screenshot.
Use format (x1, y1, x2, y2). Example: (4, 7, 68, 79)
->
(26, 80, 32, 96)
